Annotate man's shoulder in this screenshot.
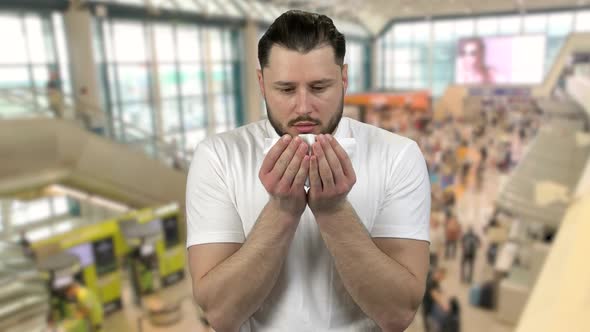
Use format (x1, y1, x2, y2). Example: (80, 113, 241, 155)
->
(198, 120, 267, 151)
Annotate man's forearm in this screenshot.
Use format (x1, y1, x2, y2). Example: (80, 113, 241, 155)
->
(194, 201, 299, 331)
(315, 202, 424, 331)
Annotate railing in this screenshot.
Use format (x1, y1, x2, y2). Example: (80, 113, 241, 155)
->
(0, 87, 189, 171)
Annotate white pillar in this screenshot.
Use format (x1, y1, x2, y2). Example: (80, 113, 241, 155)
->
(147, 24, 165, 148)
(372, 39, 379, 89)
(1, 200, 12, 241)
(203, 28, 216, 136)
(244, 20, 263, 124)
(63, 4, 103, 121)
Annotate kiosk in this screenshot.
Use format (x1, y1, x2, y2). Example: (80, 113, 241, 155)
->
(33, 220, 125, 313)
(120, 218, 162, 305)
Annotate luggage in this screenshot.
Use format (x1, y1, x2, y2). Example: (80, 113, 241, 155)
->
(480, 281, 495, 309)
(469, 284, 481, 306)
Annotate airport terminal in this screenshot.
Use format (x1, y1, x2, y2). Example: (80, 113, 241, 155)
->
(0, 0, 589, 331)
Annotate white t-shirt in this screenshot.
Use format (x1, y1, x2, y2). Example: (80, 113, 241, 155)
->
(186, 117, 431, 332)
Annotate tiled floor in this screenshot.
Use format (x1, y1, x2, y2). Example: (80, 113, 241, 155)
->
(103, 169, 516, 332)
(405, 167, 515, 332)
(103, 273, 212, 332)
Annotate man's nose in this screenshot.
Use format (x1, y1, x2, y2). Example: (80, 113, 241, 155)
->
(294, 89, 312, 115)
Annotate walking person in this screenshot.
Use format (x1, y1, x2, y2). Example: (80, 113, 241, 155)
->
(461, 226, 481, 283)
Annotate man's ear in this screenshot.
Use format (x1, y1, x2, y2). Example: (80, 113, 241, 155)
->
(257, 69, 265, 98)
(342, 64, 349, 93)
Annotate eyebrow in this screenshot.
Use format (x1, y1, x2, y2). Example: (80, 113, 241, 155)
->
(273, 79, 335, 87)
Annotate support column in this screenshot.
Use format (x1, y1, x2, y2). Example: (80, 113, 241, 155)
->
(146, 24, 165, 155)
(244, 20, 263, 124)
(1, 200, 12, 241)
(63, 3, 103, 122)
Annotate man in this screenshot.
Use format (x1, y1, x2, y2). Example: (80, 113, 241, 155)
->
(186, 10, 431, 332)
(422, 268, 450, 332)
(444, 210, 461, 260)
(65, 282, 104, 332)
(17, 230, 35, 259)
(46, 70, 64, 118)
(461, 226, 481, 283)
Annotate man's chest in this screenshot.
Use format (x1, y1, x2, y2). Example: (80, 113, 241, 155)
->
(228, 155, 385, 237)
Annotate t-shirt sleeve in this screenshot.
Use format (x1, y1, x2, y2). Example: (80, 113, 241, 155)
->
(186, 140, 245, 248)
(370, 141, 431, 242)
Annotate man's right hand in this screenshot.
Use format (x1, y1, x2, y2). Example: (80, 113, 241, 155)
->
(259, 135, 310, 219)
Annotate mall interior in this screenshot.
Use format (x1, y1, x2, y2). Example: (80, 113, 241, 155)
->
(1, 0, 589, 331)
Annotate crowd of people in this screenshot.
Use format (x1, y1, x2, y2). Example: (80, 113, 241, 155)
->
(371, 100, 543, 332)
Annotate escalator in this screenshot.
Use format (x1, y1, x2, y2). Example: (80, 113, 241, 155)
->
(0, 118, 186, 208)
(0, 241, 49, 332)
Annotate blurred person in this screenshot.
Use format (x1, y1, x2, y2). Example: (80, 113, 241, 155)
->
(429, 213, 445, 271)
(455, 141, 469, 166)
(484, 216, 504, 266)
(46, 70, 64, 118)
(186, 10, 431, 332)
(422, 267, 460, 332)
(440, 151, 456, 191)
(460, 226, 481, 284)
(510, 128, 526, 168)
(456, 37, 504, 85)
(17, 230, 35, 260)
(444, 210, 461, 260)
(64, 282, 104, 332)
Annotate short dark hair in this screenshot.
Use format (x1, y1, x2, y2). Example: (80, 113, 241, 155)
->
(258, 10, 346, 70)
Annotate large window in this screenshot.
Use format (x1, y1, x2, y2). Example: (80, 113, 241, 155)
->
(99, 18, 241, 159)
(377, 9, 589, 97)
(345, 40, 369, 93)
(0, 12, 70, 117)
(381, 22, 430, 90)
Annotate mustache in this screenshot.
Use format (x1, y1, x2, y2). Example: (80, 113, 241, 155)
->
(288, 116, 321, 126)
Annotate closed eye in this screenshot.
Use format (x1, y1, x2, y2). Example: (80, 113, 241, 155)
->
(278, 87, 295, 94)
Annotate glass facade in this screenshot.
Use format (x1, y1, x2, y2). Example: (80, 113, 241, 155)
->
(344, 39, 369, 93)
(377, 9, 590, 97)
(0, 11, 70, 117)
(98, 18, 241, 159)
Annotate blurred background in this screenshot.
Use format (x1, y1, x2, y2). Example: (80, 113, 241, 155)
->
(0, 0, 589, 331)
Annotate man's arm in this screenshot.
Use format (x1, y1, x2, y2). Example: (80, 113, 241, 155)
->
(188, 136, 310, 332)
(315, 202, 429, 332)
(308, 135, 430, 331)
(189, 201, 299, 332)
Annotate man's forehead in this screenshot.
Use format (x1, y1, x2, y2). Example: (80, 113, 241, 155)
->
(265, 44, 338, 68)
(263, 45, 342, 82)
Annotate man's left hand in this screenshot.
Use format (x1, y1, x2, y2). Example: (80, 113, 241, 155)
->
(308, 134, 356, 216)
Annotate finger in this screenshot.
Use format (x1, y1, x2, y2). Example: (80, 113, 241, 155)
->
(271, 137, 303, 179)
(260, 135, 291, 174)
(313, 140, 335, 190)
(292, 155, 310, 189)
(309, 155, 322, 193)
(319, 135, 345, 185)
(327, 134, 355, 178)
(278, 142, 308, 188)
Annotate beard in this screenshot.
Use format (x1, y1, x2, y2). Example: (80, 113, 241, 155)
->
(265, 90, 345, 137)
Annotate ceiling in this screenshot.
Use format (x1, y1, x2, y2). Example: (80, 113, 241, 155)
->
(93, 0, 589, 36)
(263, 0, 590, 33)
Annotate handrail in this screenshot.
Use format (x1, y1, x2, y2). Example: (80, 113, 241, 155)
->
(0, 87, 189, 171)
